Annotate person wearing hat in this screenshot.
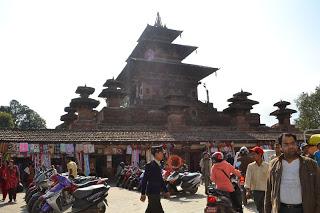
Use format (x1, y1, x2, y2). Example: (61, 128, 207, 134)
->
(245, 146, 269, 213)
(211, 152, 242, 213)
(300, 142, 310, 158)
(140, 145, 170, 213)
(265, 133, 320, 213)
(307, 134, 320, 166)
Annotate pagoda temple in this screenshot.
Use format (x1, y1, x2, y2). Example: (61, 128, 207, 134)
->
(69, 85, 100, 130)
(59, 106, 78, 130)
(0, 14, 301, 178)
(270, 100, 297, 131)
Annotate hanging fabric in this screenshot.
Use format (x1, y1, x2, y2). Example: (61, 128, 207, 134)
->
(66, 144, 74, 154)
(84, 154, 90, 176)
(131, 149, 140, 167)
(33, 144, 40, 153)
(88, 144, 95, 153)
(60, 144, 66, 153)
(43, 144, 49, 154)
(146, 148, 153, 163)
(126, 145, 132, 155)
(75, 144, 84, 153)
(54, 144, 61, 154)
(19, 143, 29, 153)
(83, 144, 89, 154)
(48, 144, 54, 154)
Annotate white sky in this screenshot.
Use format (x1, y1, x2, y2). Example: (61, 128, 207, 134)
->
(0, 0, 319, 129)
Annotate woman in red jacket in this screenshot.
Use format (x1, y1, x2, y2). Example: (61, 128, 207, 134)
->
(5, 160, 20, 203)
(0, 160, 8, 202)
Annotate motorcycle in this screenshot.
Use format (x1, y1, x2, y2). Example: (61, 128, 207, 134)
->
(25, 168, 56, 203)
(204, 185, 235, 213)
(166, 171, 202, 195)
(127, 168, 144, 191)
(28, 176, 107, 212)
(32, 174, 110, 213)
(239, 175, 248, 206)
(204, 175, 243, 213)
(116, 166, 129, 187)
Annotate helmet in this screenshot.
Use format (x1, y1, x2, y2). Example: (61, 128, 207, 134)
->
(119, 162, 125, 167)
(309, 134, 320, 146)
(212, 152, 224, 162)
(239, 146, 249, 155)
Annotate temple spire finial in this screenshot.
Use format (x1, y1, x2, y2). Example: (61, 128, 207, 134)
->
(154, 12, 164, 27)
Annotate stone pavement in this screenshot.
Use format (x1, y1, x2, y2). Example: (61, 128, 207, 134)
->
(0, 186, 257, 213)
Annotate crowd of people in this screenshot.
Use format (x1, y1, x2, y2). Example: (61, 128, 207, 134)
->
(198, 133, 320, 213)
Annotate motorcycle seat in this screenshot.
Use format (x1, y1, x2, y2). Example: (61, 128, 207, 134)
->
(73, 184, 107, 199)
(208, 187, 230, 198)
(181, 173, 201, 182)
(75, 180, 99, 188)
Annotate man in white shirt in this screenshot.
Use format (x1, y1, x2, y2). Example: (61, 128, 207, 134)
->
(265, 133, 320, 213)
(245, 146, 269, 213)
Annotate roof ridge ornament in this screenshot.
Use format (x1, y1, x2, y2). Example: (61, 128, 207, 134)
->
(154, 12, 165, 28)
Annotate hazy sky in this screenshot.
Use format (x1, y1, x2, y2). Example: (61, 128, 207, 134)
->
(0, 0, 319, 129)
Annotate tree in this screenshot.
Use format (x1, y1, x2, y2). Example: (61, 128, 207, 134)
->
(0, 112, 14, 129)
(295, 86, 320, 130)
(0, 100, 46, 129)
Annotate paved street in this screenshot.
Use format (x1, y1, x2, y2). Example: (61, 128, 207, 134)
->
(0, 185, 257, 213)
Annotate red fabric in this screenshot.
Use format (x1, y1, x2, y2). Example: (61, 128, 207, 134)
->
(0, 165, 8, 199)
(210, 160, 241, 192)
(4, 166, 19, 189)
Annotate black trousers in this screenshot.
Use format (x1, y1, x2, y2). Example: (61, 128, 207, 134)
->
(279, 205, 303, 213)
(8, 187, 17, 201)
(252, 190, 265, 213)
(145, 194, 164, 213)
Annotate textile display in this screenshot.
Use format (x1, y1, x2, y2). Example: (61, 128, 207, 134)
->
(54, 144, 61, 154)
(88, 144, 95, 153)
(41, 154, 51, 168)
(43, 144, 49, 154)
(19, 143, 29, 153)
(83, 144, 89, 154)
(75, 144, 84, 152)
(84, 154, 90, 176)
(60, 144, 66, 153)
(66, 144, 74, 154)
(48, 144, 54, 154)
(131, 149, 140, 167)
(76, 152, 84, 173)
(126, 145, 132, 155)
(146, 149, 152, 163)
(33, 144, 40, 153)
(0, 143, 8, 153)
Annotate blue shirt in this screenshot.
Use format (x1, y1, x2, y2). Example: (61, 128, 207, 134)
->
(314, 150, 320, 166)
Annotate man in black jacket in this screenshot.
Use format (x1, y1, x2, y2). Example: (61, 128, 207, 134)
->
(140, 145, 170, 213)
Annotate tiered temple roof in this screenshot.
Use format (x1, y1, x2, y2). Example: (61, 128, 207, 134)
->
(70, 86, 99, 109)
(224, 90, 259, 114)
(98, 78, 126, 99)
(60, 107, 77, 122)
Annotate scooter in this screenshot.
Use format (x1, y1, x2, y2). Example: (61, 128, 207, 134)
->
(127, 168, 144, 191)
(25, 168, 56, 203)
(204, 185, 235, 213)
(166, 171, 202, 195)
(204, 175, 243, 213)
(116, 166, 129, 187)
(32, 174, 110, 213)
(28, 176, 107, 212)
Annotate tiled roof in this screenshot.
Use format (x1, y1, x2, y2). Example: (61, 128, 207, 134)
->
(0, 129, 303, 144)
